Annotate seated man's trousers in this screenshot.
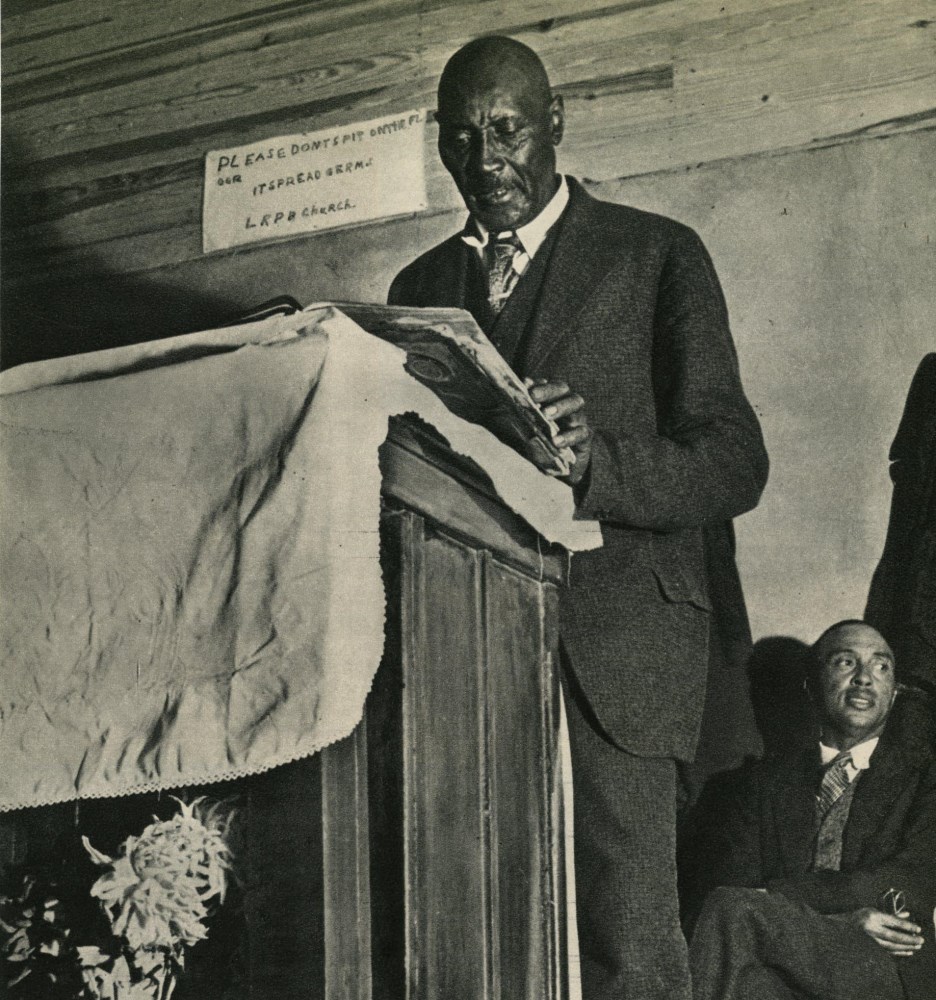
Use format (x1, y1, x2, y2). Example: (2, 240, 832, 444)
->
(689, 885, 905, 1000)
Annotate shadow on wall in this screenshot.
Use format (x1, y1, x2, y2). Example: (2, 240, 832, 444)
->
(0, 132, 239, 371)
(677, 634, 813, 921)
(747, 635, 816, 757)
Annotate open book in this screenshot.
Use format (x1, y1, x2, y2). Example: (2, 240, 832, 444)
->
(240, 298, 575, 477)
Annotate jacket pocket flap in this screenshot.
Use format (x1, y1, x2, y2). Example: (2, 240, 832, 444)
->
(650, 539, 712, 613)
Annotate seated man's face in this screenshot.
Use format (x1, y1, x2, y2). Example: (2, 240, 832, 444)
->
(814, 622, 897, 749)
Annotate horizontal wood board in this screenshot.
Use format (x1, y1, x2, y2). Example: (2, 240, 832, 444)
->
(2, 0, 934, 287)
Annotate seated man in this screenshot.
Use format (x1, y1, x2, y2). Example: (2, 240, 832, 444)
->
(689, 620, 935, 1000)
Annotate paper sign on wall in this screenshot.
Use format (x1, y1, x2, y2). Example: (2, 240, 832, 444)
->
(202, 110, 428, 253)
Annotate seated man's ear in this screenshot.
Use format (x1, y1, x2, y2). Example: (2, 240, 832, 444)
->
(802, 674, 818, 703)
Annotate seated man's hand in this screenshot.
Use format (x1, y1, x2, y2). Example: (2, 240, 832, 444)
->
(833, 907, 925, 957)
(526, 378, 593, 485)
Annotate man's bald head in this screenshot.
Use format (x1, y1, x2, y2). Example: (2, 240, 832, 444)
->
(435, 36, 564, 231)
(438, 36, 553, 114)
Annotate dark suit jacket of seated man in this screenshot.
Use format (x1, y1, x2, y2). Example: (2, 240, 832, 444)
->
(388, 35, 769, 1000)
(689, 620, 936, 1000)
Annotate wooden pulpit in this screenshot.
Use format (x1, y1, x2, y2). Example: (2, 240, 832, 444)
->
(316, 415, 570, 999)
(0, 415, 570, 1000)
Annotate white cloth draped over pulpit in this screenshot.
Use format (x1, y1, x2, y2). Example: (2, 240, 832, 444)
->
(0, 307, 601, 812)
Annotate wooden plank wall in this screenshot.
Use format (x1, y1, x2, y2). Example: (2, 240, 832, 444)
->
(2, 0, 933, 301)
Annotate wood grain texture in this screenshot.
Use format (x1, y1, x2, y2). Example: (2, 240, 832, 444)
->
(484, 558, 562, 1000)
(322, 723, 373, 1000)
(2, 0, 934, 289)
(387, 507, 566, 999)
(404, 528, 489, 999)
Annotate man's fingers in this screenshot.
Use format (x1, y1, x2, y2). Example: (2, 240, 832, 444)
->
(874, 939, 923, 955)
(866, 912, 924, 950)
(524, 377, 592, 483)
(555, 424, 592, 449)
(877, 944, 918, 956)
(877, 913, 922, 935)
(543, 393, 585, 421)
(529, 380, 570, 405)
(873, 930, 924, 947)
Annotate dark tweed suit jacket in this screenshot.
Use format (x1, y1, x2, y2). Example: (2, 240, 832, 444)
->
(389, 178, 768, 761)
(695, 694, 936, 1000)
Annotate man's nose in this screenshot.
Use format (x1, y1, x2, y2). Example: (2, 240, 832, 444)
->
(851, 661, 873, 685)
(473, 131, 503, 173)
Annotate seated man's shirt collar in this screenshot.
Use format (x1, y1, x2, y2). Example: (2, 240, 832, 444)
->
(461, 174, 569, 265)
(819, 736, 880, 773)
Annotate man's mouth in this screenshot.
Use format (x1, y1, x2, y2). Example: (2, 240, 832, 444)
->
(471, 186, 513, 206)
(844, 692, 875, 710)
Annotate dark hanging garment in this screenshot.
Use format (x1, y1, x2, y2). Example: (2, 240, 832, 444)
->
(866, 353, 936, 699)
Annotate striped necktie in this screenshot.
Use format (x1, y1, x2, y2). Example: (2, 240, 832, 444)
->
(485, 232, 523, 315)
(817, 751, 853, 816)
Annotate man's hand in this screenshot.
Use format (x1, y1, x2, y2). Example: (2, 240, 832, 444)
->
(526, 378, 593, 485)
(833, 907, 925, 957)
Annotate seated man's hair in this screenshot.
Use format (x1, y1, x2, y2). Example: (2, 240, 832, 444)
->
(808, 619, 899, 685)
(811, 618, 870, 653)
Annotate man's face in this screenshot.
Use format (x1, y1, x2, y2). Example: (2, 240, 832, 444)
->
(814, 623, 897, 749)
(436, 66, 563, 232)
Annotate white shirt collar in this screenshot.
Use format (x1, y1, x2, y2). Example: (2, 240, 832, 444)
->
(819, 736, 880, 771)
(461, 174, 569, 261)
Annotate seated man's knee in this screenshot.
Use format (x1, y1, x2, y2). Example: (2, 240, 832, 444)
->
(695, 886, 772, 936)
(704, 886, 765, 913)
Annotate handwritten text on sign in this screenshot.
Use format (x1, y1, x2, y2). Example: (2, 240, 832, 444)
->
(202, 110, 428, 253)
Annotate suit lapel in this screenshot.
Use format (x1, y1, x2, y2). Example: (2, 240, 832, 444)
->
(774, 749, 821, 872)
(421, 235, 471, 309)
(841, 739, 914, 868)
(522, 179, 623, 373)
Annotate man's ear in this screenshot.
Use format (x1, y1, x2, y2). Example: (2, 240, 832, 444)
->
(549, 94, 565, 146)
(802, 674, 818, 705)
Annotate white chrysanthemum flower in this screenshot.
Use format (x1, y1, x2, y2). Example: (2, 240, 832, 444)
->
(83, 797, 233, 961)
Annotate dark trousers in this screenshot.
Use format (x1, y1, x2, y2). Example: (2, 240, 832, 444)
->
(563, 669, 692, 1000)
(689, 886, 904, 1000)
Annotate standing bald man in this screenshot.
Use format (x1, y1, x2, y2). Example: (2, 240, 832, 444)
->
(389, 37, 768, 999)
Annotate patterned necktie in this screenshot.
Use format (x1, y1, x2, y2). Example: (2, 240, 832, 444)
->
(485, 232, 523, 315)
(817, 751, 853, 816)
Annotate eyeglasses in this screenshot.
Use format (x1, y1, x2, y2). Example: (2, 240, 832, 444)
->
(881, 887, 906, 916)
